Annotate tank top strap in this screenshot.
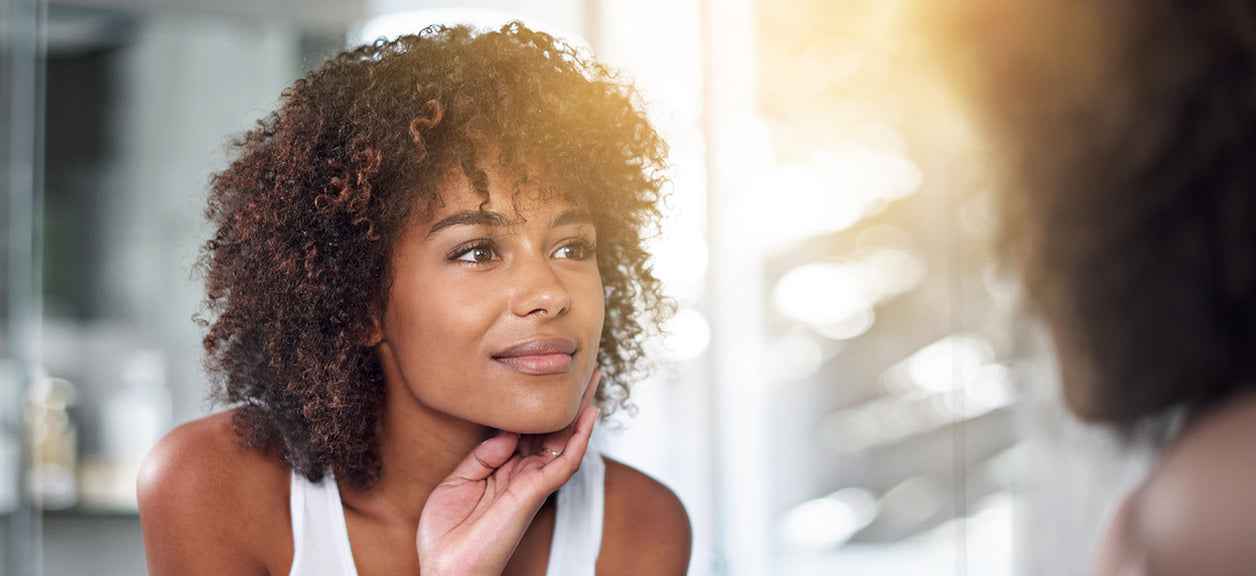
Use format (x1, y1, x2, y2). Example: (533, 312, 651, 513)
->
(545, 446, 606, 576)
(288, 471, 360, 576)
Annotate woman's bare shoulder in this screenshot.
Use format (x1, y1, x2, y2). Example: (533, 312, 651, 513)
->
(1135, 392, 1256, 575)
(137, 408, 293, 575)
(597, 456, 691, 576)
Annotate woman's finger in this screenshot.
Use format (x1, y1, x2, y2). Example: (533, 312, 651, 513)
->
(539, 405, 598, 476)
(445, 431, 519, 483)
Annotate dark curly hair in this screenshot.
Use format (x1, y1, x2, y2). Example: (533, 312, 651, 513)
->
(198, 22, 670, 490)
(932, 0, 1256, 429)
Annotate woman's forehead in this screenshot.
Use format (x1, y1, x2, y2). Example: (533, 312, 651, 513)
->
(423, 163, 581, 222)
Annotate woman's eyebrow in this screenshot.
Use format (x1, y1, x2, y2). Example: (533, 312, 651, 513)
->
(427, 208, 592, 237)
(551, 210, 594, 228)
(426, 210, 510, 237)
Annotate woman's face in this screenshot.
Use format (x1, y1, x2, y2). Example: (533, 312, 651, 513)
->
(373, 165, 604, 434)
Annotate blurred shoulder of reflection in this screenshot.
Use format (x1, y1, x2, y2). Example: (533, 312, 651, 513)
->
(1091, 392, 1256, 575)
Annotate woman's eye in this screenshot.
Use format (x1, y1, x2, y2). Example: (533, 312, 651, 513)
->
(554, 241, 595, 260)
(453, 244, 496, 263)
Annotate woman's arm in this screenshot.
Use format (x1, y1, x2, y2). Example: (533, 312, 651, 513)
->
(137, 411, 290, 576)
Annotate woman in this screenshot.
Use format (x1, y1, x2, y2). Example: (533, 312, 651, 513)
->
(137, 22, 691, 575)
(930, 0, 1256, 573)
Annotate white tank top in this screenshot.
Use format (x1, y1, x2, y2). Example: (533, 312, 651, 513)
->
(287, 447, 606, 576)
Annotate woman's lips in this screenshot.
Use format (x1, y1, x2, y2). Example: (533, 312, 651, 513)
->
(494, 353, 573, 375)
(493, 337, 577, 375)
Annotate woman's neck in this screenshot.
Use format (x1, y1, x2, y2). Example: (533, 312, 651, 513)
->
(343, 378, 497, 525)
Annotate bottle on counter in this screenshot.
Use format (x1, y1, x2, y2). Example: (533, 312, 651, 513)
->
(25, 373, 79, 510)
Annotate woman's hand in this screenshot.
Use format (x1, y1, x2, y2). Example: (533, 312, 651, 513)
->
(416, 370, 601, 576)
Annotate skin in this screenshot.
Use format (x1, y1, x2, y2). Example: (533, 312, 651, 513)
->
(137, 163, 692, 575)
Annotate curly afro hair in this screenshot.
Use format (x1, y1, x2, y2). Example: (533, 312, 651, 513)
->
(199, 22, 670, 490)
(933, 0, 1256, 429)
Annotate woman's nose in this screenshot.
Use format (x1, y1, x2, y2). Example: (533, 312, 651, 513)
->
(510, 254, 571, 318)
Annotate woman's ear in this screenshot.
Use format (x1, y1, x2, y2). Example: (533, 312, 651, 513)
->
(365, 323, 383, 347)
(364, 305, 385, 347)
(367, 262, 396, 347)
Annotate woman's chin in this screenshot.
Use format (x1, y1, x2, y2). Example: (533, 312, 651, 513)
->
(493, 406, 582, 436)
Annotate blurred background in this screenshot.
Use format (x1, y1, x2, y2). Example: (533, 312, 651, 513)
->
(0, 0, 1156, 574)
